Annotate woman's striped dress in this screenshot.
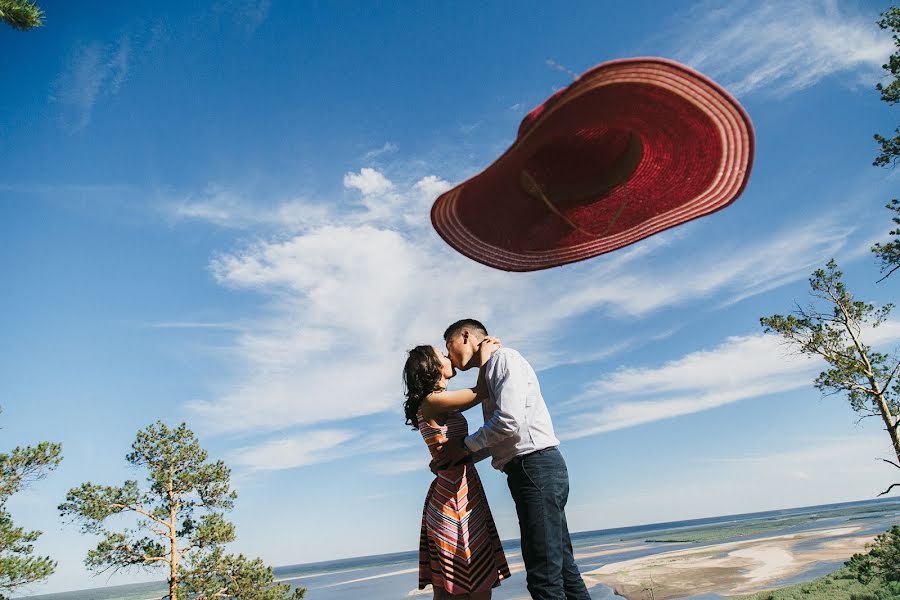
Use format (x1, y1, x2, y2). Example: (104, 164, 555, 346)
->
(418, 409, 510, 594)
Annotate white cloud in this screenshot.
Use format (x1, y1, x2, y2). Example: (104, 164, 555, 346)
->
(181, 166, 883, 464)
(170, 185, 331, 231)
(228, 429, 354, 470)
(672, 0, 894, 97)
(343, 168, 394, 197)
(55, 36, 130, 131)
(545, 58, 579, 80)
(561, 334, 817, 438)
(189, 220, 521, 433)
(371, 454, 432, 475)
(868, 319, 900, 347)
(364, 142, 398, 160)
(542, 214, 854, 319)
(560, 321, 900, 439)
(404, 175, 452, 227)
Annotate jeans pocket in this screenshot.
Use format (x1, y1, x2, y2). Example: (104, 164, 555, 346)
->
(520, 458, 546, 491)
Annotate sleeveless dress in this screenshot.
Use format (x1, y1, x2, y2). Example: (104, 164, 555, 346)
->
(418, 408, 511, 594)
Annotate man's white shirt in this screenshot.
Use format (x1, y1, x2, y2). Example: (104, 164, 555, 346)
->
(463, 347, 560, 471)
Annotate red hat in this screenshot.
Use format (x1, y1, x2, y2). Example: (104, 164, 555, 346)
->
(431, 57, 754, 272)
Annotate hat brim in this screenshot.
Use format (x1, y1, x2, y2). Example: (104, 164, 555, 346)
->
(431, 58, 755, 272)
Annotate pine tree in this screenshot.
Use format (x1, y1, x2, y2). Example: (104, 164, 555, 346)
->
(872, 7, 900, 279)
(59, 421, 304, 600)
(0, 438, 62, 598)
(760, 260, 900, 494)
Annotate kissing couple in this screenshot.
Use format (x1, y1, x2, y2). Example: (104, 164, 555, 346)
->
(403, 319, 591, 600)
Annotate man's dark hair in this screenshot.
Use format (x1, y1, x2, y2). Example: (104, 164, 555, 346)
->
(443, 319, 488, 342)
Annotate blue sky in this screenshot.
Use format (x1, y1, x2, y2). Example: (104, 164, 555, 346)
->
(3, 0, 900, 594)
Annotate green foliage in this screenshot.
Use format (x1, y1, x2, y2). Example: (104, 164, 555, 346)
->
(760, 260, 898, 418)
(179, 547, 306, 600)
(0, 442, 62, 501)
(0, 0, 43, 30)
(875, 7, 900, 168)
(760, 260, 900, 493)
(127, 422, 236, 512)
(0, 437, 62, 599)
(59, 421, 303, 600)
(873, 200, 900, 281)
(59, 422, 237, 576)
(872, 7, 900, 281)
(848, 526, 900, 584)
(735, 567, 899, 599)
(738, 527, 900, 598)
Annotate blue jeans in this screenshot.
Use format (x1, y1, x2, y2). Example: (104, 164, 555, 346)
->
(505, 447, 591, 600)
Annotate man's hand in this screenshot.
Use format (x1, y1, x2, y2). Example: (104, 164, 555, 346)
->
(431, 438, 470, 471)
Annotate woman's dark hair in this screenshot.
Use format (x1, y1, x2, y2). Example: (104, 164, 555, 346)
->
(403, 345, 443, 429)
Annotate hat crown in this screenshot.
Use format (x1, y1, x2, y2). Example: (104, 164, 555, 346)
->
(521, 128, 642, 207)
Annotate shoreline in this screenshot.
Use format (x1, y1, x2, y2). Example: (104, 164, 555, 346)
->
(18, 497, 900, 600)
(581, 525, 876, 600)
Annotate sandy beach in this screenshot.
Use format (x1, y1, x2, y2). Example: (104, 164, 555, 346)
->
(581, 525, 875, 599)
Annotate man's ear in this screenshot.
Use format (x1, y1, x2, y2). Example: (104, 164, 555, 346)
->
(462, 331, 469, 343)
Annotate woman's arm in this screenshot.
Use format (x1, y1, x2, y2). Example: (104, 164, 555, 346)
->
(423, 337, 501, 412)
(423, 387, 482, 412)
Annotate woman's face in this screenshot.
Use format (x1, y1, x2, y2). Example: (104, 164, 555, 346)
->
(432, 346, 455, 380)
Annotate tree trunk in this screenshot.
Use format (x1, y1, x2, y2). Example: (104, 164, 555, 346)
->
(875, 390, 900, 463)
(842, 301, 900, 466)
(168, 467, 178, 600)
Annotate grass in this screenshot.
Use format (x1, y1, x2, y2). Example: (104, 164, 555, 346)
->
(642, 516, 810, 543)
(735, 567, 900, 600)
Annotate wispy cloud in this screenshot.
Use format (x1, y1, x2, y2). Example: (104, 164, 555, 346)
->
(218, 0, 272, 35)
(560, 320, 900, 439)
(672, 0, 893, 97)
(181, 166, 873, 445)
(363, 142, 399, 160)
(169, 185, 332, 231)
(55, 36, 131, 131)
(228, 429, 355, 471)
(540, 213, 855, 320)
(545, 59, 578, 80)
(228, 429, 415, 473)
(371, 454, 432, 476)
(147, 321, 244, 331)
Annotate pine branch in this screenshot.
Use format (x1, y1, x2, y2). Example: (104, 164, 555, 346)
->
(0, 0, 44, 30)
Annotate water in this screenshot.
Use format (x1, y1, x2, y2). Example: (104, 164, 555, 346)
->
(18, 497, 900, 600)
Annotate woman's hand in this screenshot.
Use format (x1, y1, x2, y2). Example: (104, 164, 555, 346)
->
(477, 336, 502, 367)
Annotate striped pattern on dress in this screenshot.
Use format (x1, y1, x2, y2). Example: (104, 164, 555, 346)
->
(418, 409, 511, 593)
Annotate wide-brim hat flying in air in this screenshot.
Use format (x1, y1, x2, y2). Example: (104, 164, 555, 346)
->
(430, 57, 755, 272)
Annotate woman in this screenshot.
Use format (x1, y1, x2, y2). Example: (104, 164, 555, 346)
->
(403, 340, 511, 600)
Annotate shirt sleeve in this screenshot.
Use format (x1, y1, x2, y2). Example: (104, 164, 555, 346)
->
(464, 352, 526, 452)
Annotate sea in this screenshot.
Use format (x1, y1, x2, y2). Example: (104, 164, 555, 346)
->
(17, 497, 900, 600)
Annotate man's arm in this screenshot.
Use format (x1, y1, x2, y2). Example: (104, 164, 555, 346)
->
(431, 353, 527, 469)
(471, 447, 491, 463)
(463, 352, 526, 453)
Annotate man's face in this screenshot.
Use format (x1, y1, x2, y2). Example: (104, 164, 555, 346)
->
(445, 331, 475, 371)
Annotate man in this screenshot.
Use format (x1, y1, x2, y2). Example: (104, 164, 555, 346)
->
(436, 319, 591, 600)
